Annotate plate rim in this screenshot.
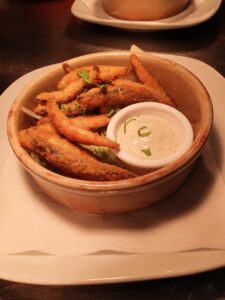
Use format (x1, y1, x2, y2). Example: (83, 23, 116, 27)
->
(1, 250, 225, 285)
(71, 0, 222, 31)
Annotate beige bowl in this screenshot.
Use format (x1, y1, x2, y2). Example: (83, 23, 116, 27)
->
(102, 0, 190, 21)
(7, 51, 213, 214)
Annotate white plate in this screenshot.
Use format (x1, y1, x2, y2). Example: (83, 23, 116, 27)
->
(71, 0, 222, 31)
(0, 54, 225, 285)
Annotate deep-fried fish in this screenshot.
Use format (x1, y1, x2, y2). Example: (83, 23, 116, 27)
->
(130, 54, 176, 107)
(57, 65, 96, 90)
(77, 79, 176, 108)
(57, 65, 131, 90)
(36, 78, 85, 105)
(36, 66, 102, 104)
(36, 64, 131, 104)
(47, 99, 119, 149)
(67, 114, 111, 130)
(18, 123, 135, 181)
(33, 103, 48, 116)
(33, 100, 93, 118)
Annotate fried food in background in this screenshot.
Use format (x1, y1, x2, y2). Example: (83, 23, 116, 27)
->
(19, 53, 176, 181)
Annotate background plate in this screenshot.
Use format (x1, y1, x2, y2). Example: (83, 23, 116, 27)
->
(71, 0, 222, 31)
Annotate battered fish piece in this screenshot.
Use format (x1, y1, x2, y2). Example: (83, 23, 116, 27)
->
(34, 100, 89, 118)
(18, 123, 135, 181)
(58, 65, 131, 90)
(48, 99, 119, 149)
(34, 103, 48, 116)
(67, 114, 111, 130)
(36, 78, 85, 105)
(57, 65, 96, 90)
(37, 113, 111, 129)
(77, 79, 176, 108)
(64, 93, 100, 117)
(36, 65, 131, 104)
(58, 87, 105, 116)
(34, 99, 92, 118)
(62, 62, 74, 73)
(36, 66, 101, 104)
(130, 54, 176, 107)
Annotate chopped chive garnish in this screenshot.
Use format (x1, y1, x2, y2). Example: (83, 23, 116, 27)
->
(75, 103, 81, 109)
(60, 104, 68, 111)
(123, 118, 136, 134)
(78, 70, 91, 84)
(138, 126, 151, 137)
(107, 108, 120, 118)
(107, 109, 116, 118)
(82, 107, 87, 115)
(96, 83, 108, 90)
(141, 148, 152, 156)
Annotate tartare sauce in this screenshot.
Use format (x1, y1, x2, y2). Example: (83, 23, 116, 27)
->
(116, 115, 181, 160)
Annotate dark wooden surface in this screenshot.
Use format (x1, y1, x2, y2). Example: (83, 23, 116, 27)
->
(0, 0, 225, 299)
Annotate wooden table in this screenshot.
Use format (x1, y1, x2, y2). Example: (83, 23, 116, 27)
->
(0, 1, 225, 299)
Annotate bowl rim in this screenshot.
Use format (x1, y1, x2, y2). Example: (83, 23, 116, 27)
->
(7, 51, 213, 192)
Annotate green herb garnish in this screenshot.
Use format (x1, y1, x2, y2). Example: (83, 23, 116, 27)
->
(124, 118, 136, 134)
(98, 83, 108, 92)
(75, 103, 81, 109)
(141, 148, 152, 156)
(60, 104, 74, 113)
(60, 103, 82, 115)
(107, 109, 115, 118)
(138, 126, 151, 137)
(82, 107, 87, 115)
(60, 103, 68, 111)
(107, 108, 120, 118)
(78, 70, 91, 84)
(80, 144, 120, 165)
(99, 83, 108, 88)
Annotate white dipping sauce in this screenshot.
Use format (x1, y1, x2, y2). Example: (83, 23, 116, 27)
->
(116, 115, 181, 160)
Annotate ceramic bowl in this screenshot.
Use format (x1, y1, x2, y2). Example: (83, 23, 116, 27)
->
(102, 0, 190, 21)
(7, 51, 213, 214)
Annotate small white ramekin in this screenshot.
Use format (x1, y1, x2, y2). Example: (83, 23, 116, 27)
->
(107, 102, 194, 171)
